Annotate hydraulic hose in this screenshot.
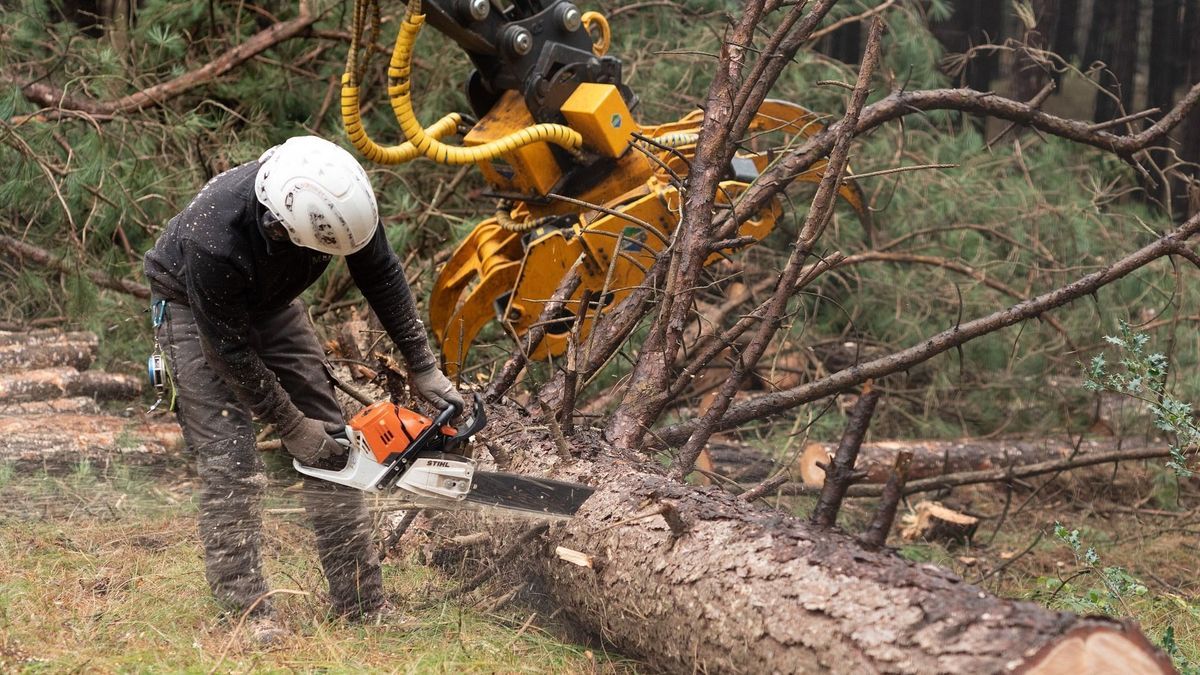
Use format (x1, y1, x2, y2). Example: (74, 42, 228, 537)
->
(650, 132, 700, 148)
(387, 0, 583, 165)
(495, 201, 559, 233)
(342, 77, 462, 164)
(341, 0, 460, 163)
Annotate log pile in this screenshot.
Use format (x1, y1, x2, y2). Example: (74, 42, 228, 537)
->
(0, 329, 181, 464)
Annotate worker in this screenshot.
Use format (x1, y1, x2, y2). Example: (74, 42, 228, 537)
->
(143, 135, 464, 644)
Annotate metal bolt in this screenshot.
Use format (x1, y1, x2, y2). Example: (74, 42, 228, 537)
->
(508, 27, 533, 55)
(558, 3, 582, 31)
(467, 0, 490, 21)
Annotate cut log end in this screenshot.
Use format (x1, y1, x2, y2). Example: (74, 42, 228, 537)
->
(1019, 623, 1175, 674)
(799, 441, 833, 486)
(901, 501, 979, 544)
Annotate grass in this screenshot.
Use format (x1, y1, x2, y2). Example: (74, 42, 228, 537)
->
(0, 462, 637, 673)
(869, 463, 1200, 668)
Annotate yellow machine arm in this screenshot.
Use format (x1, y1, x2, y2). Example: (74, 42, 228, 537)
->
(341, 0, 870, 376)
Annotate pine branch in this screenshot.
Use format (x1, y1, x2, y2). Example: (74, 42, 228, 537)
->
(658, 211, 1200, 445)
(0, 235, 150, 300)
(8, 1, 316, 120)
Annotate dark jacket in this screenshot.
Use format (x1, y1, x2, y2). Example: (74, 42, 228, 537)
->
(144, 160, 435, 428)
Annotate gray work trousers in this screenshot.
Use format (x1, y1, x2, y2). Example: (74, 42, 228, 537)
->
(156, 299, 383, 618)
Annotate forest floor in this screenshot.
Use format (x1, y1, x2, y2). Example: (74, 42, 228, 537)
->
(2, 436, 1198, 671)
(0, 457, 637, 673)
(827, 461, 1200, 666)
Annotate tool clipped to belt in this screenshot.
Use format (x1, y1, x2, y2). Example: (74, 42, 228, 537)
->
(147, 299, 176, 413)
(293, 393, 593, 519)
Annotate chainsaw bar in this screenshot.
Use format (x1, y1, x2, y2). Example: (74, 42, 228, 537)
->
(465, 471, 594, 519)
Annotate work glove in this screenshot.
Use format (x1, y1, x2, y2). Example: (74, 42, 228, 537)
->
(411, 365, 466, 412)
(281, 416, 347, 465)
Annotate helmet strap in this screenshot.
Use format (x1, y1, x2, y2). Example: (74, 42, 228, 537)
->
(258, 210, 291, 244)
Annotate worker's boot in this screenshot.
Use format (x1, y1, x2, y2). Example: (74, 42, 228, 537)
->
(247, 614, 287, 647)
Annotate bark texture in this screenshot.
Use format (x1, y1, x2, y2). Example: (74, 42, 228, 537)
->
(797, 437, 1116, 486)
(0, 334, 98, 371)
(0, 367, 141, 403)
(465, 405, 1170, 674)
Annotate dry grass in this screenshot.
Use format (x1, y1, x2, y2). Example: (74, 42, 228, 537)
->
(0, 461, 638, 673)
(832, 462, 1200, 666)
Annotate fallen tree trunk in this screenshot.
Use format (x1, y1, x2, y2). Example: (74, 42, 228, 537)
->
(0, 368, 141, 403)
(454, 405, 1170, 673)
(797, 437, 1118, 486)
(0, 413, 182, 464)
(0, 396, 102, 415)
(0, 235, 151, 299)
(0, 330, 98, 347)
(0, 337, 99, 371)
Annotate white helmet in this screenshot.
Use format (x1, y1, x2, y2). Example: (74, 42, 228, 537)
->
(255, 136, 379, 255)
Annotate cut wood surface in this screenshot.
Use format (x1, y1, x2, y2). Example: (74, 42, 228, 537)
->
(439, 404, 1171, 673)
(798, 437, 1122, 486)
(0, 367, 141, 403)
(0, 413, 182, 464)
(901, 501, 979, 544)
(0, 336, 99, 371)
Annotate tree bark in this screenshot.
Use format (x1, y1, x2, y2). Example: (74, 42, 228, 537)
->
(0, 367, 141, 403)
(449, 405, 1171, 673)
(1015, 0, 1059, 102)
(0, 338, 98, 371)
(797, 436, 1121, 486)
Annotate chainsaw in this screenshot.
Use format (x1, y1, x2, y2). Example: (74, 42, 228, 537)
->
(293, 393, 593, 518)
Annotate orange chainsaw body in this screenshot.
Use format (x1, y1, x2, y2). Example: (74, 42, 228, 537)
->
(348, 401, 456, 464)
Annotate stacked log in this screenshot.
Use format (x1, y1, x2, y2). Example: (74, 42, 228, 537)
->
(0, 329, 181, 464)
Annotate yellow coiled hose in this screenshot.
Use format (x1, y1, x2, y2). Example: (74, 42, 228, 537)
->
(386, 0, 583, 165)
(340, 0, 460, 163)
(651, 132, 700, 148)
(342, 77, 461, 164)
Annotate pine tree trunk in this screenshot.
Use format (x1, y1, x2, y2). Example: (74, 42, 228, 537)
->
(0, 333, 98, 371)
(0, 368, 141, 403)
(1181, 0, 1200, 218)
(1015, 0, 1059, 101)
(1052, 0, 1080, 65)
(447, 406, 1171, 673)
(797, 437, 1124, 486)
(1090, 0, 1138, 122)
(0, 413, 181, 464)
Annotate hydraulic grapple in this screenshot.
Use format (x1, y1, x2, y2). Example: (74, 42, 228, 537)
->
(341, 0, 868, 375)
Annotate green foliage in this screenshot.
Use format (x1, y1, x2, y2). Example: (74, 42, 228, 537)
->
(3, 0, 1197, 445)
(1037, 523, 1200, 674)
(1036, 523, 1147, 615)
(1084, 322, 1199, 476)
(1161, 627, 1200, 675)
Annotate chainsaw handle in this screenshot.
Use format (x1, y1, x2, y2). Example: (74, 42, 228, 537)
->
(432, 401, 459, 429)
(444, 393, 487, 451)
